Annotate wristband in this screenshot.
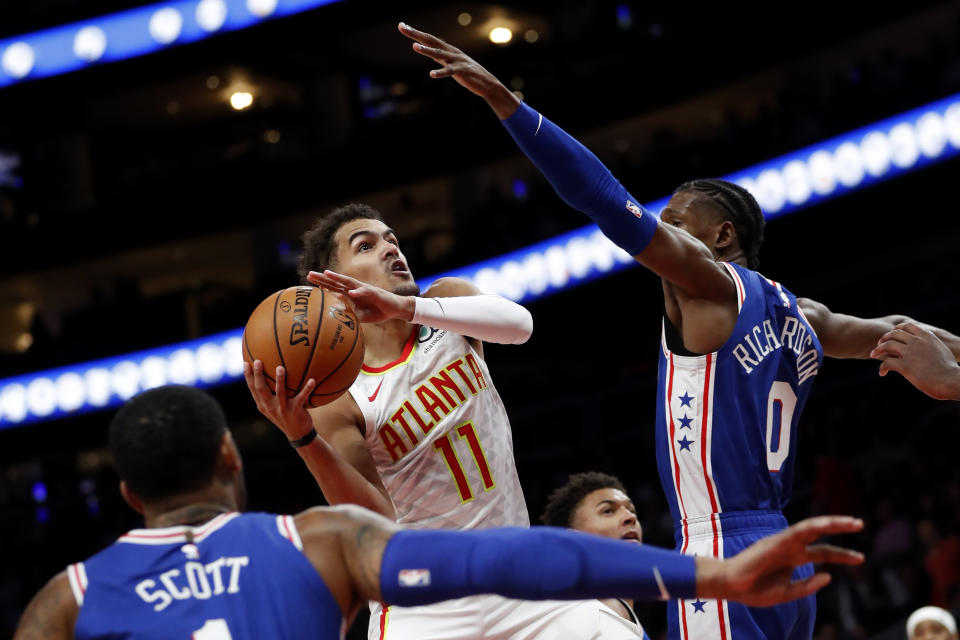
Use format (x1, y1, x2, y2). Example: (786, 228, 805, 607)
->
(289, 428, 318, 449)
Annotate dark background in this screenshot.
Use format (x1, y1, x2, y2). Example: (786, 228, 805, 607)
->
(1, 1, 959, 638)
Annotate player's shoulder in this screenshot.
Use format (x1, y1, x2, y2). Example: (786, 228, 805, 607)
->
(292, 505, 397, 541)
(422, 276, 483, 298)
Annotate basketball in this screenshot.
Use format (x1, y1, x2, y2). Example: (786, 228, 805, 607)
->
(242, 285, 365, 406)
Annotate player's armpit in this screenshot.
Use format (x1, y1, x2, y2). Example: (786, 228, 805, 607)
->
(13, 571, 77, 640)
(301, 397, 396, 519)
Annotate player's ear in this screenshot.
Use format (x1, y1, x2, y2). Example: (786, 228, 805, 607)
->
(218, 431, 243, 476)
(715, 219, 737, 251)
(119, 481, 145, 515)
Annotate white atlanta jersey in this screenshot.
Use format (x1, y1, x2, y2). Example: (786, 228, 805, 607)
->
(347, 324, 529, 531)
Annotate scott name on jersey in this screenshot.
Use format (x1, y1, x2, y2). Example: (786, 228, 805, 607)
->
(134, 554, 250, 612)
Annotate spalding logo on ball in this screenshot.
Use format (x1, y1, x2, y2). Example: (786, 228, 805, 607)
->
(243, 285, 365, 406)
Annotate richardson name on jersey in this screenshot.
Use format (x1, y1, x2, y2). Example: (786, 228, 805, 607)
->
(135, 555, 250, 612)
(378, 353, 489, 462)
(732, 315, 819, 384)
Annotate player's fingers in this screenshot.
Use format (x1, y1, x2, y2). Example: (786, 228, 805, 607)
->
(869, 341, 904, 359)
(412, 42, 458, 63)
(398, 22, 453, 50)
(780, 573, 832, 602)
(249, 360, 275, 406)
(787, 516, 864, 545)
(293, 377, 316, 407)
(878, 358, 903, 377)
(275, 366, 288, 407)
(323, 270, 362, 288)
(894, 322, 926, 336)
(803, 544, 865, 566)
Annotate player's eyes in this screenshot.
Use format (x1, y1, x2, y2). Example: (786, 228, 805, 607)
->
(358, 242, 370, 251)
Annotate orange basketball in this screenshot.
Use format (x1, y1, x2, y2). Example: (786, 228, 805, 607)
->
(242, 285, 364, 406)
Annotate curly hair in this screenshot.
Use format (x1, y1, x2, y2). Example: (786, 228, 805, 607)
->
(540, 471, 628, 528)
(297, 203, 384, 282)
(674, 178, 766, 269)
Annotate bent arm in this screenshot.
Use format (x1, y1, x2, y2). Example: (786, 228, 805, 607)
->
(799, 298, 960, 360)
(14, 572, 76, 640)
(299, 396, 396, 519)
(417, 277, 533, 349)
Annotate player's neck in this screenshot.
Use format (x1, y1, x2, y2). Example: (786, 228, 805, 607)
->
(361, 317, 414, 366)
(144, 489, 237, 529)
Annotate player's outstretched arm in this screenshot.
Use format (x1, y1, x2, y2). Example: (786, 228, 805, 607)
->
(244, 361, 396, 519)
(308, 271, 533, 351)
(13, 572, 77, 640)
(798, 298, 960, 361)
(304, 505, 864, 617)
(398, 22, 734, 302)
(870, 323, 960, 400)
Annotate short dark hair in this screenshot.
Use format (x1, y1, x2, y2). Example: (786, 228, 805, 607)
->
(108, 385, 228, 503)
(674, 178, 766, 269)
(297, 203, 384, 282)
(540, 471, 628, 528)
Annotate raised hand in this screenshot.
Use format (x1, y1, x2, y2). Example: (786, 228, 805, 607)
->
(307, 270, 414, 324)
(870, 322, 960, 400)
(398, 21, 520, 119)
(698, 516, 864, 607)
(243, 360, 317, 442)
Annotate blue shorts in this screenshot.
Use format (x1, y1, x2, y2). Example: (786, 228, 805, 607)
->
(667, 511, 815, 640)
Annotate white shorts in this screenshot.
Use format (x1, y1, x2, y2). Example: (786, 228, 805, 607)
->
(368, 596, 645, 640)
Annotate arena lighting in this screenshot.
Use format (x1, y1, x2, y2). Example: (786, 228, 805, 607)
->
(3, 92, 960, 429)
(0, 0, 344, 88)
(230, 90, 254, 110)
(0, 330, 243, 429)
(489, 27, 513, 44)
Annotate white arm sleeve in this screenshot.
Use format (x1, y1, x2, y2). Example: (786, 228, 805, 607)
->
(411, 295, 533, 345)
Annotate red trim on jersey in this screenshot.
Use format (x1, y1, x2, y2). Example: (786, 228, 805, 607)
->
(729, 264, 745, 306)
(280, 515, 295, 544)
(362, 329, 417, 374)
(379, 604, 390, 640)
(716, 598, 729, 640)
(666, 354, 690, 547)
(699, 354, 722, 558)
(72, 563, 85, 595)
(680, 600, 690, 640)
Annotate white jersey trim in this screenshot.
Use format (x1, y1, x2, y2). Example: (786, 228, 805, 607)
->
(117, 512, 240, 545)
(67, 562, 87, 607)
(721, 262, 745, 312)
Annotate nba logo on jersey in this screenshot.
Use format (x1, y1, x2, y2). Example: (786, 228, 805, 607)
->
(625, 201, 643, 217)
(398, 569, 431, 587)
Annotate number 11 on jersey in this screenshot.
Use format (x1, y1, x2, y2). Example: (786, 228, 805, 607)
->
(434, 422, 496, 503)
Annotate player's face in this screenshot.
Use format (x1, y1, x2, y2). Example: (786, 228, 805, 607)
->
(570, 488, 642, 543)
(660, 190, 725, 259)
(332, 218, 420, 296)
(912, 621, 957, 640)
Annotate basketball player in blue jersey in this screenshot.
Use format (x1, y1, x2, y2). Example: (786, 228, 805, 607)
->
(398, 22, 960, 640)
(14, 385, 866, 639)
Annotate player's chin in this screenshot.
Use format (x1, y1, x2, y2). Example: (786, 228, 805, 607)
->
(393, 280, 420, 297)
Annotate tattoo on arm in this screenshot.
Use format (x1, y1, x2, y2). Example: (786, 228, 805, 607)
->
(339, 509, 397, 603)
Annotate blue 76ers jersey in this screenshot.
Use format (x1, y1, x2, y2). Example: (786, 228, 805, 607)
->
(655, 262, 823, 544)
(68, 512, 344, 640)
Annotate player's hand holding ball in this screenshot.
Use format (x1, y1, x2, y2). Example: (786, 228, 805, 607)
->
(242, 285, 364, 441)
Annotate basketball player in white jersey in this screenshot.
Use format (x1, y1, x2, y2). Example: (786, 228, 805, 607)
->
(246, 203, 616, 638)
